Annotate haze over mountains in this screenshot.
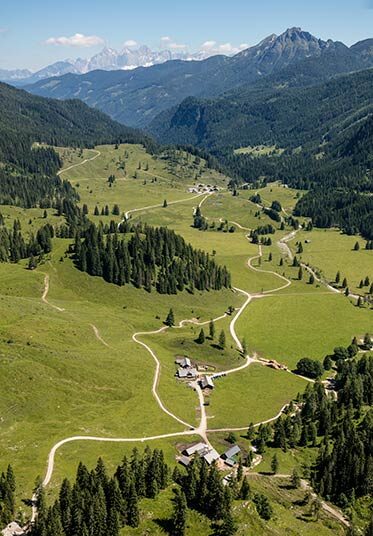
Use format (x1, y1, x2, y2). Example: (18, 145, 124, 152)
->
(0, 42, 242, 86)
(24, 28, 373, 129)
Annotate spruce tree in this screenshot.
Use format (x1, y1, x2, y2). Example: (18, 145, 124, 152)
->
(240, 477, 251, 500)
(196, 328, 205, 344)
(171, 488, 187, 536)
(218, 330, 226, 349)
(165, 308, 175, 327)
(271, 454, 279, 474)
(209, 319, 215, 340)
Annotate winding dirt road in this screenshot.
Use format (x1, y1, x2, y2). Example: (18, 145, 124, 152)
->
(57, 150, 101, 176)
(32, 155, 348, 530)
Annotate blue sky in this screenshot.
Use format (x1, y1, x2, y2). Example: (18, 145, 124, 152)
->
(1, 0, 372, 70)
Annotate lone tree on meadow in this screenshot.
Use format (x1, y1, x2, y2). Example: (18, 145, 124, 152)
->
(163, 199, 168, 208)
(218, 329, 226, 349)
(165, 308, 175, 327)
(196, 328, 205, 344)
(209, 319, 215, 340)
(271, 454, 279, 474)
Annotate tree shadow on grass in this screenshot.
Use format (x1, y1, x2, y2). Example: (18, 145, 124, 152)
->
(153, 517, 173, 534)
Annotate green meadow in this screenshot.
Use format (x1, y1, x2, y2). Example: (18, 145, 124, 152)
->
(0, 143, 369, 535)
(294, 228, 373, 296)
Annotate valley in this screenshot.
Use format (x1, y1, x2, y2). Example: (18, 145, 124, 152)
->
(0, 143, 371, 534)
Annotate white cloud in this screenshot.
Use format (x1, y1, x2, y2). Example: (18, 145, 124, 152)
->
(123, 39, 137, 47)
(199, 40, 248, 56)
(201, 40, 217, 50)
(161, 36, 172, 42)
(44, 33, 104, 47)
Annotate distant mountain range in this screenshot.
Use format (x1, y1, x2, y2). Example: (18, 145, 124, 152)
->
(0, 44, 229, 86)
(24, 28, 373, 128)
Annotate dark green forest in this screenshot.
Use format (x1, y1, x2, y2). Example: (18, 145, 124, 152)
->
(75, 221, 231, 294)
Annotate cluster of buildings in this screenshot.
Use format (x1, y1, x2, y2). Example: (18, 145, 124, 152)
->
(187, 183, 220, 194)
(178, 441, 241, 469)
(175, 357, 215, 389)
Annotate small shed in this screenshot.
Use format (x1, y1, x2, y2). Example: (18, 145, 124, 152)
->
(200, 375, 214, 390)
(225, 458, 236, 467)
(2, 522, 24, 536)
(222, 445, 241, 460)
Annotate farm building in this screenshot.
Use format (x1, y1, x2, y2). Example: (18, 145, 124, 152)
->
(175, 357, 192, 368)
(222, 445, 241, 460)
(2, 522, 24, 536)
(203, 449, 220, 465)
(200, 375, 214, 390)
(177, 367, 198, 379)
(178, 455, 192, 467)
(184, 442, 209, 456)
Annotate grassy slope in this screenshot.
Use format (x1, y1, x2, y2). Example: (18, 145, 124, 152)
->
(294, 228, 373, 296)
(0, 144, 366, 533)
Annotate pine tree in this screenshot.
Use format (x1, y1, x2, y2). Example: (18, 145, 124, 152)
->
(291, 467, 301, 488)
(240, 477, 251, 500)
(171, 488, 187, 536)
(354, 241, 360, 251)
(165, 308, 175, 327)
(196, 328, 205, 344)
(335, 271, 341, 284)
(218, 330, 226, 349)
(271, 454, 279, 474)
(209, 319, 215, 340)
(127, 481, 139, 527)
(163, 199, 168, 208)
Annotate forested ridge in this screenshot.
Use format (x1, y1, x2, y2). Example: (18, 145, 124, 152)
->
(0, 82, 156, 210)
(75, 221, 231, 294)
(256, 354, 373, 508)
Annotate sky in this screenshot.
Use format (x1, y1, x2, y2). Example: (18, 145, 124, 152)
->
(0, 0, 372, 71)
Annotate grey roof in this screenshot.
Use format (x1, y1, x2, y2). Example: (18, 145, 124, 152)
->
(203, 449, 220, 465)
(185, 442, 208, 456)
(225, 458, 236, 467)
(2, 523, 24, 536)
(223, 445, 241, 459)
(177, 367, 197, 378)
(179, 455, 191, 467)
(200, 375, 214, 389)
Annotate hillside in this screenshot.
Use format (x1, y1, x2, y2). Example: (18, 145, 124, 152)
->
(25, 28, 373, 128)
(0, 82, 153, 208)
(149, 68, 373, 151)
(0, 81, 151, 157)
